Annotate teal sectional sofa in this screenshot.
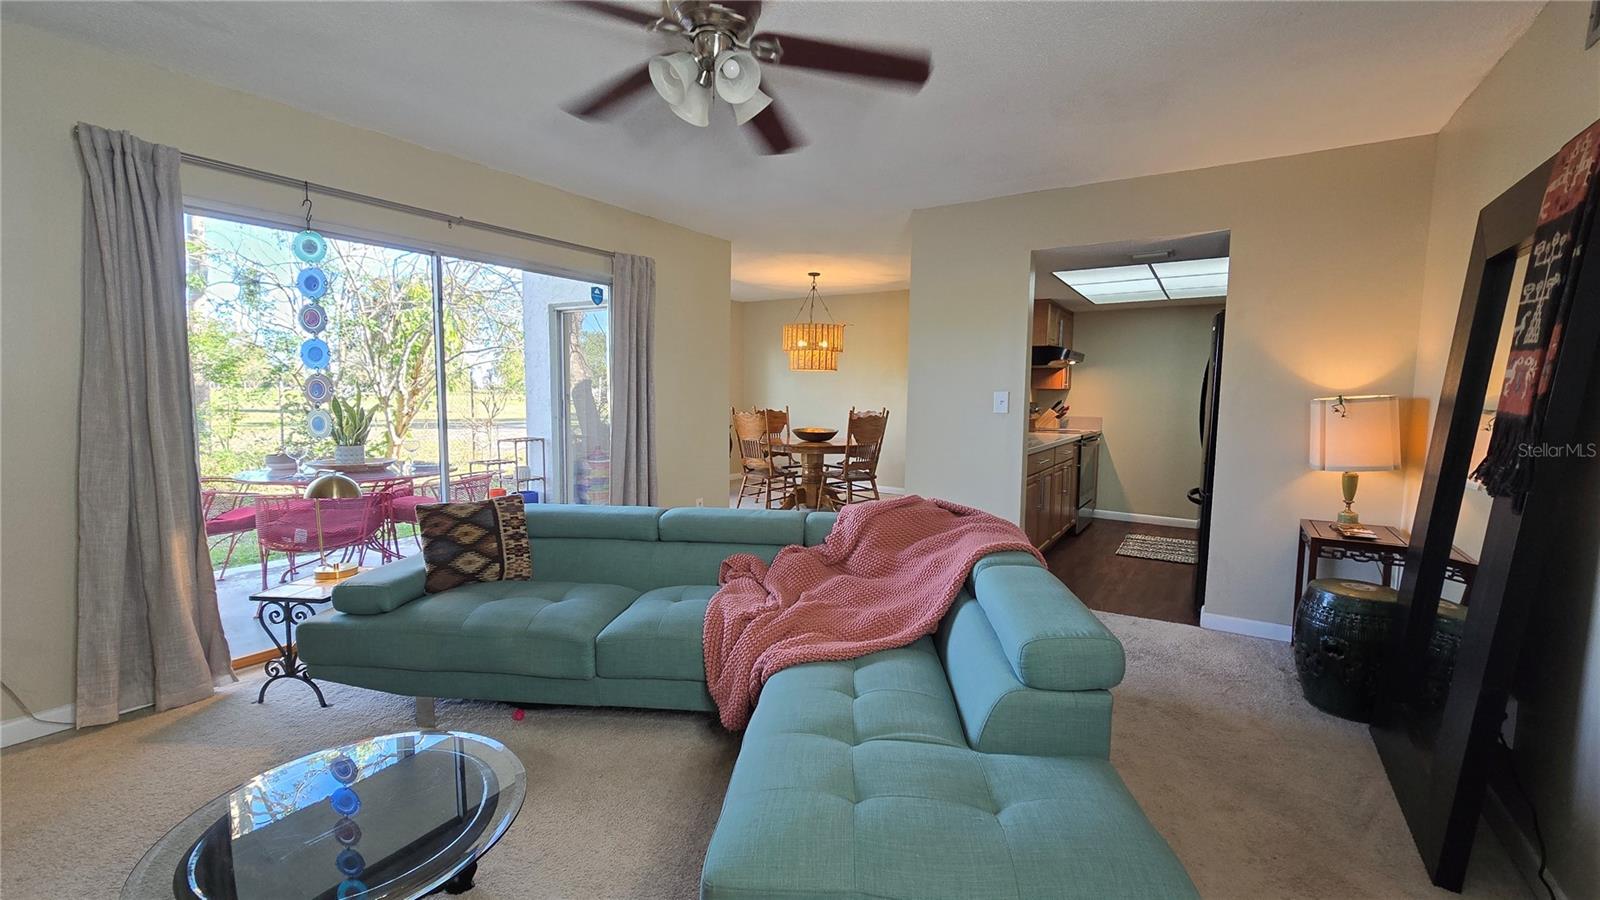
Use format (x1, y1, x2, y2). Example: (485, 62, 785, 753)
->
(297, 505, 1195, 899)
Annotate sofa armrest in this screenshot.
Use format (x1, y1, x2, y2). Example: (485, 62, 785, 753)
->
(970, 562, 1124, 691)
(937, 593, 1113, 757)
(332, 556, 427, 615)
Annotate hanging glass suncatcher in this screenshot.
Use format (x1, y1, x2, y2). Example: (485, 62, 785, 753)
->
(295, 183, 332, 423)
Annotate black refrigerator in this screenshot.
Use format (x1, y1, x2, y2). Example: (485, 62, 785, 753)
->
(1188, 311, 1224, 614)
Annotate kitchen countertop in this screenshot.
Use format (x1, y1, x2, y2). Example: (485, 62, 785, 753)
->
(1025, 431, 1083, 452)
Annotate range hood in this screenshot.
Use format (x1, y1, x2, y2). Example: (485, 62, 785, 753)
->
(1031, 346, 1085, 368)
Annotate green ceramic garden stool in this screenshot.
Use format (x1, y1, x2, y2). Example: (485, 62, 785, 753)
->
(1293, 579, 1398, 722)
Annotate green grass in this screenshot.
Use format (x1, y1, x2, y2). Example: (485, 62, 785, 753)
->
(209, 522, 418, 570)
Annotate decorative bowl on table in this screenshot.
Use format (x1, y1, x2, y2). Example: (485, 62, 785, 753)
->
(306, 457, 398, 474)
(793, 428, 838, 443)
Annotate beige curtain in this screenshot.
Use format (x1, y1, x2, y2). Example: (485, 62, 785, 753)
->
(610, 254, 657, 505)
(75, 123, 232, 727)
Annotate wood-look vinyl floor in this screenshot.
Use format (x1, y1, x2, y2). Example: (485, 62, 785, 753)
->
(1045, 518, 1201, 626)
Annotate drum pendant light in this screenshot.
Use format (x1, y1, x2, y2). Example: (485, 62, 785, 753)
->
(781, 273, 845, 372)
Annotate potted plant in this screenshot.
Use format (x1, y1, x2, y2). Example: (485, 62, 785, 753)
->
(330, 393, 377, 465)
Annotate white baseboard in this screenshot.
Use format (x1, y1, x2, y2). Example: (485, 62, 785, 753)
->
(1, 703, 74, 748)
(1094, 509, 1199, 529)
(1200, 611, 1292, 642)
(1483, 783, 1572, 900)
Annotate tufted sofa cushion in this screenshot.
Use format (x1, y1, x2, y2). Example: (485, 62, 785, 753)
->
(595, 584, 715, 681)
(700, 639, 1198, 899)
(297, 580, 638, 679)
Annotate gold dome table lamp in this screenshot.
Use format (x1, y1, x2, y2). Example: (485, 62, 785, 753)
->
(304, 472, 362, 581)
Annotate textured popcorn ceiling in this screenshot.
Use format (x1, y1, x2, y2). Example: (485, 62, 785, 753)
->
(3, 1, 1537, 299)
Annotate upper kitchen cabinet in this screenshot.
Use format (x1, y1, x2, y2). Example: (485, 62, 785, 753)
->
(1031, 301, 1075, 390)
(1032, 300, 1074, 348)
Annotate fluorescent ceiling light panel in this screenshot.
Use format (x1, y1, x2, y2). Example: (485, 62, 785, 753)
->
(1072, 279, 1166, 302)
(1158, 273, 1229, 299)
(1152, 257, 1229, 278)
(1052, 264, 1153, 286)
(1053, 256, 1229, 305)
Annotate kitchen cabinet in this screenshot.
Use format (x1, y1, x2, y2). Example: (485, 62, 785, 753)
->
(1025, 441, 1079, 550)
(1032, 301, 1074, 348)
(1030, 301, 1074, 391)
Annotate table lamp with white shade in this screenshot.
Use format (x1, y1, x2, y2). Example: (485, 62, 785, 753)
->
(1309, 394, 1401, 524)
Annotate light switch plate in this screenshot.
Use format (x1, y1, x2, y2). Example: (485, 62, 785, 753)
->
(992, 391, 1009, 414)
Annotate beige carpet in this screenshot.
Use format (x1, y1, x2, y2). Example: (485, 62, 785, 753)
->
(1, 613, 1530, 899)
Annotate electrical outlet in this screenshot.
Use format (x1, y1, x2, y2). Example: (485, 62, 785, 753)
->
(993, 391, 1010, 414)
(695, 497, 705, 508)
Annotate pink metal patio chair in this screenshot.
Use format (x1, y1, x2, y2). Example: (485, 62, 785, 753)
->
(254, 494, 389, 587)
(387, 472, 497, 549)
(200, 478, 257, 579)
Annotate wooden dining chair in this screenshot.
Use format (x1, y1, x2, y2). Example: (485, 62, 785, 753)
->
(756, 406, 796, 466)
(732, 409, 798, 509)
(825, 407, 889, 504)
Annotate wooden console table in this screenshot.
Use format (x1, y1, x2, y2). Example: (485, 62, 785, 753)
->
(1295, 519, 1477, 624)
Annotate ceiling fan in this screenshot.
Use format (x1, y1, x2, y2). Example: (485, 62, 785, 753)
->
(561, 1, 932, 154)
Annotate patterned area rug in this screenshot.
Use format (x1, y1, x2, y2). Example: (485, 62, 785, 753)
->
(1116, 533, 1199, 564)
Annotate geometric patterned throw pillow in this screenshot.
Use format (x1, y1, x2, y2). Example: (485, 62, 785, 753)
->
(416, 495, 532, 594)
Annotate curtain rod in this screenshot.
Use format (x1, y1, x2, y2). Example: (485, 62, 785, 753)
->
(176, 149, 616, 260)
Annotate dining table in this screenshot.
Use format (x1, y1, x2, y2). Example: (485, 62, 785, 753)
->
(229, 466, 440, 489)
(773, 440, 850, 511)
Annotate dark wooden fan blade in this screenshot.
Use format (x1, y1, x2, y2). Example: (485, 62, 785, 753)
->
(564, 63, 653, 119)
(746, 91, 803, 155)
(565, 1, 660, 27)
(756, 33, 930, 85)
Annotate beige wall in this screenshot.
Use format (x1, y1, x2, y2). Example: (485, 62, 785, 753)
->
(909, 136, 1436, 629)
(733, 291, 909, 488)
(0, 24, 732, 719)
(1057, 305, 1222, 520)
(1401, 4, 1600, 896)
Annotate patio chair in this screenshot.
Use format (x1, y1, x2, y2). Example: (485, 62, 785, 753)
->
(254, 494, 388, 588)
(387, 472, 497, 549)
(200, 477, 257, 579)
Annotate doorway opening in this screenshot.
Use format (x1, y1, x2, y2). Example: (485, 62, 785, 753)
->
(1025, 230, 1230, 626)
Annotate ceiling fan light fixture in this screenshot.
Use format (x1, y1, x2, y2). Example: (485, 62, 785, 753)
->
(713, 49, 762, 104)
(731, 88, 772, 125)
(673, 82, 712, 126)
(649, 51, 700, 104)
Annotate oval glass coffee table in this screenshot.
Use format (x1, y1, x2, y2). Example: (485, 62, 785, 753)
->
(123, 732, 525, 899)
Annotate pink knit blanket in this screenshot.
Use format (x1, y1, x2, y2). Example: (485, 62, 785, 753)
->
(703, 495, 1043, 730)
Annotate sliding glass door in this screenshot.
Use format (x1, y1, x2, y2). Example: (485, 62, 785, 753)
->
(185, 210, 609, 661)
(557, 304, 611, 505)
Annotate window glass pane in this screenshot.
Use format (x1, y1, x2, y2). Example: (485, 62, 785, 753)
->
(185, 212, 437, 660)
(560, 306, 611, 504)
(440, 260, 608, 504)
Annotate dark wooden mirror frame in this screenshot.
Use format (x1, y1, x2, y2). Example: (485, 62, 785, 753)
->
(1372, 150, 1600, 890)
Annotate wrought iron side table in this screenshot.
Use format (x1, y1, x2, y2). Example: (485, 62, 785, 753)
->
(248, 571, 363, 706)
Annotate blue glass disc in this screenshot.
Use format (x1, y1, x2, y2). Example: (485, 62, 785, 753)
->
(308, 409, 333, 439)
(296, 267, 328, 300)
(336, 879, 369, 899)
(329, 786, 361, 816)
(336, 848, 366, 877)
(293, 230, 327, 263)
(299, 338, 330, 370)
(328, 754, 358, 784)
